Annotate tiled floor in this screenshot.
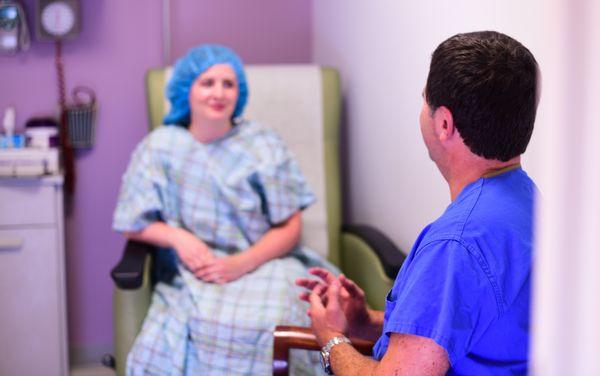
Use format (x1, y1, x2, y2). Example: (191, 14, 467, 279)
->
(70, 364, 115, 376)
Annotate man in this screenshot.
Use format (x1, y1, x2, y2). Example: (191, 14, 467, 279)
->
(297, 31, 539, 375)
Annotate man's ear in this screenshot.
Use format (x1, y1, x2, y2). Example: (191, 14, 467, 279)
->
(432, 106, 455, 141)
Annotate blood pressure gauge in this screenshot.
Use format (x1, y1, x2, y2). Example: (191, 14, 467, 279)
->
(36, 0, 80, 40)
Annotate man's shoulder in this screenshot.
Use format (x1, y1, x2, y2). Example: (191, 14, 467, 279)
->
(435, 169, 534, 308)
(466, 169, 535, 235)
(417, 168, 534, 279)
(427, 169, 535, 241)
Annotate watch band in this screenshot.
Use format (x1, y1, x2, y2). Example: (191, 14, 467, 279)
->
(320, 335, 351, 375)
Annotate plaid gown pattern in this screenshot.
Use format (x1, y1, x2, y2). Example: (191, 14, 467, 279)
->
(113, 121, 329, 375)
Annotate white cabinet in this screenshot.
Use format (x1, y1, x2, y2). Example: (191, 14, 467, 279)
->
(0, 176, 68, 375)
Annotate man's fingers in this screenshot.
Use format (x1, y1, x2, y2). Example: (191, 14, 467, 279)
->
(309, 267, 337, 283)
(296, 277, 311, 287)
(299, 291, 311, 302)
(312, 283, 326, 297)
(300, 282, 327, 303)
(314, 281, 329, 304)
(296, 279, 322, 291)
(309, 267, 336, 282)
(340, 274, 364, 298)
(308, 286, 325, 310)
(326, 279, 343, 312)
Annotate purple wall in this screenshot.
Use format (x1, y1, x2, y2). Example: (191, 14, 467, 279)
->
(0, 0, 312, 359)
(170, 0, 312, 64)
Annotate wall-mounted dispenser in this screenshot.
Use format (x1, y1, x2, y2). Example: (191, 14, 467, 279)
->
(0, 0, 30, 53)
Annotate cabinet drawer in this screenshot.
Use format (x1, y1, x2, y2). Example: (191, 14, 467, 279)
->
(0, 182, 56, 226)
(0, 227, 67, 375)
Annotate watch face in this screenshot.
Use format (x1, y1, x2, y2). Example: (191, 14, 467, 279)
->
(41, 2, 75, 36)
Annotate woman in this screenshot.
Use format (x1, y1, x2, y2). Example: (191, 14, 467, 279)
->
(113, 44, 329, 374)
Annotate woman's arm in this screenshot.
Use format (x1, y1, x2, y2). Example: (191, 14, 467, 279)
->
(124, 222, 214, 273)
(194, 211, 302, 283)
(242, 211, 302, 270)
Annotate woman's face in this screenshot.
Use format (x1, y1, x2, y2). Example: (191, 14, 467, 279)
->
(189, 63, 239, 123)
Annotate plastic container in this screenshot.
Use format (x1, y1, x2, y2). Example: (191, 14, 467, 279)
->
(65, 86, 97, 148)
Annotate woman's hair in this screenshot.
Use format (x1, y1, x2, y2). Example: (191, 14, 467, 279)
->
(425, 31, 539, 162)
(163, 44, 249, 126)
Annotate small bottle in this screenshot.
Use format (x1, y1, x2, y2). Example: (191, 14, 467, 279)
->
(3, 106, 16, 148)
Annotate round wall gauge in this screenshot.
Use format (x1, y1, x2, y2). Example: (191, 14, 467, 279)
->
(36, 0, 80, 40)
(41, 2, 75, 36)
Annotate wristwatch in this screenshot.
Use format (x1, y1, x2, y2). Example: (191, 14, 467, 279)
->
(320, 335, 351, 375)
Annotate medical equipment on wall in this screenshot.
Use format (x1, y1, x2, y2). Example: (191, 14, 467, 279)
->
(0, 0, 30, 53)
(32, 0, 82, 193)
(64, 86, 97, 148)
(36, 0, 80, 41)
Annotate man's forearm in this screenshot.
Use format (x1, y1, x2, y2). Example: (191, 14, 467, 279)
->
(329, 333, 450, 376)
(329, 342, 379, 375)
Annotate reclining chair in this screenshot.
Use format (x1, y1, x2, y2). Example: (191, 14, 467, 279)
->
(110, 65, 405, 376)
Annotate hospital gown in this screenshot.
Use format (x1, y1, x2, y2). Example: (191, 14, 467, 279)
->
(113, 120, 328, 375)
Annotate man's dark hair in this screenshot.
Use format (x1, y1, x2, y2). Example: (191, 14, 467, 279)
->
(425, 31, 539, 161)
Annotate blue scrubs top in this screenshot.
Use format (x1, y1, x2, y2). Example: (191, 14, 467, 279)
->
(373, 168, 536, 375)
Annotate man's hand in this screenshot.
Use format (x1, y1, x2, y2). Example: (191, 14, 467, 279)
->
(193, 253, 251, 284)
(337, 274, 372, 336)
(308, 279, 348, 346)
(170, 228, 215, 273)
(297, 267, 371, 338)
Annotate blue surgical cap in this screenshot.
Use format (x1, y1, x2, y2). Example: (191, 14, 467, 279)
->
(163, 44, 248, 125)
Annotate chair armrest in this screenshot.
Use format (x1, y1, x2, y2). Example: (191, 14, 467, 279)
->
(273, 325, 374, 376)
(111, 240, 156, 376)
(341, 224, 406, 310)
(342, 224, 406, 279)
(111, 240, 156, 289)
